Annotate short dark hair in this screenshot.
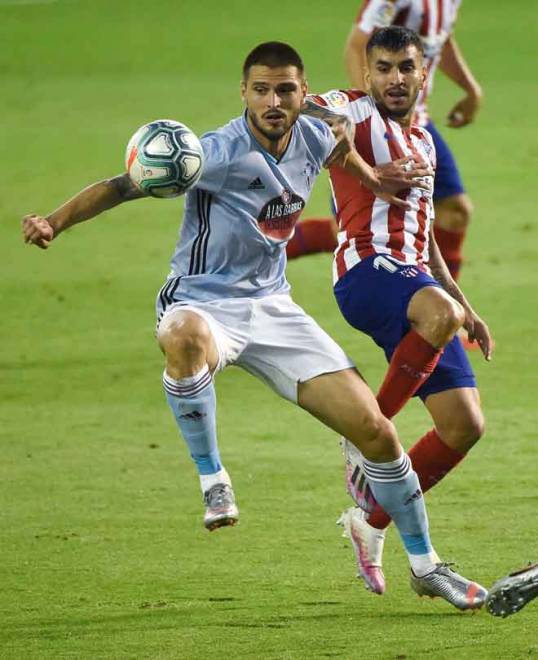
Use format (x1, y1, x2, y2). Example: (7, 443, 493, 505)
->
(366, 26, 424, 57)
(242, 41, 304, 79)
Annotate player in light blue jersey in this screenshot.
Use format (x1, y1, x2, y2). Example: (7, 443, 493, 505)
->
(22, 41, 487, 609)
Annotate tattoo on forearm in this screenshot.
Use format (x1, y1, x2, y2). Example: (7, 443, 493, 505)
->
(301, 100, 354, 142)
(431, 261, 466, 305)
(108, 174, 144, 201)
(301, 99, 346, 122)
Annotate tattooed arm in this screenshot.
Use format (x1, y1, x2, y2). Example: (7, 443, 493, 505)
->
(22, 174, 145, 249)
(301, 98, 356, 167)
(301, 99, 434, 209)
(428, 225, 493, 360)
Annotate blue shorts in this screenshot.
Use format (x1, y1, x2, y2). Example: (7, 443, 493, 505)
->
(426, 120, 465, 201)
(334, 255, 476, 400)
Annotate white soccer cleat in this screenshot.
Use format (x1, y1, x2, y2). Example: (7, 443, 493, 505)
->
(203, 483, 239, 531)
(339, 507, 386, 595)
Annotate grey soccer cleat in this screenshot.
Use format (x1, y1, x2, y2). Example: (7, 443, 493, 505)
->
(410, 563, 488, 611)
(486, 563, 538, 618)
(203, 483, 239, 531)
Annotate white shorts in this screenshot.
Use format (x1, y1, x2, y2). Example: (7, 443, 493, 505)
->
(157, 294, 354, 402)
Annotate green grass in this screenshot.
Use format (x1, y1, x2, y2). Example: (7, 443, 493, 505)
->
(1, 0, 537, 657)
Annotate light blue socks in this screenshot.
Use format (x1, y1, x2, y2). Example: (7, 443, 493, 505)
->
(363, 452, 439, 576)
(163, 365, 222, 477)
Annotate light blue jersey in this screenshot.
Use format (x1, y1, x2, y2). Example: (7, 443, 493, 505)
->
(158, 113, 335, 306)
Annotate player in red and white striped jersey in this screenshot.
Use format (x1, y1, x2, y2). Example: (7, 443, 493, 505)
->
(305, 26, 492, 596)
(308, 88, 436, 282)
(288, 0, 481, 288)
(345, 0, 481, 282)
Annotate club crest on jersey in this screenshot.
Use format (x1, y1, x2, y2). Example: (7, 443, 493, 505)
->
(258, 191, 305, 241)
(399, 267, 419, 278)
(421, 138, 435, 161)
(322, 91, 348, 109)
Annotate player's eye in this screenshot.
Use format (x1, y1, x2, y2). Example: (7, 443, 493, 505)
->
(277, 85, 297, 95)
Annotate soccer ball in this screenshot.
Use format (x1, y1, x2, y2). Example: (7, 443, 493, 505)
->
(125, 119, 204, 198)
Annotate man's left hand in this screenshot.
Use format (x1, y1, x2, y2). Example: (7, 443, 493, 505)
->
(464, 311, 493, 360)
(447, 90, 482, 128)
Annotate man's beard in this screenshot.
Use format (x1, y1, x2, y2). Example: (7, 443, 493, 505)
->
(371, 87, 418, 120)
(248, 109, 295, 142)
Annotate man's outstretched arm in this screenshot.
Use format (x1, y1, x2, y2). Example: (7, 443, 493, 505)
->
(22, 174, 145, 249)
(439, 35, 483, 128)
(344, 24, 371, 90)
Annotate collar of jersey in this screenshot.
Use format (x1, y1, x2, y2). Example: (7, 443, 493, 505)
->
(242, 111, 296, 165)
(374, 102, 413, 134)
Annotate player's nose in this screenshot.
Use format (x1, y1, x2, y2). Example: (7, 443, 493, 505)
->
(269, 91, 282, 107)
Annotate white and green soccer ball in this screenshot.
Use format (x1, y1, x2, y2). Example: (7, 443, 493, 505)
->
(125, 119, 204, 198)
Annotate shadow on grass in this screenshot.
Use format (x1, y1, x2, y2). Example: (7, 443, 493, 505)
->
(1, 603, 464, 642)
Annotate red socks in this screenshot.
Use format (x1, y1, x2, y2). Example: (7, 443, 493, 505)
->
(377, 329, 442, 420)
(286, 218, 337, 260)
(433, 226, 466, 281)
(368, 429, 465, 529)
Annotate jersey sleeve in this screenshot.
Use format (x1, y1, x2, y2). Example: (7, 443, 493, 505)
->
(307, 89, 373, 125)
(309, 117, 337, 166)
(192, 133, 230, 194)
(356, 0, 400, 33)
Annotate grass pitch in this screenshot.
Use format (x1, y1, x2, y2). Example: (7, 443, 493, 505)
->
(1, 1, 537, 658)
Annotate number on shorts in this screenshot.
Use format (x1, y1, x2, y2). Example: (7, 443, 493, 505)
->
(373, 255, 398, 273)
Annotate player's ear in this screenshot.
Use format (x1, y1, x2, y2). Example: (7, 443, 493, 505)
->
(240, 79, 247, 103)
(364, 69, 371, 93)
(420, 65, 427, 89)
(301, 78, 308, 101)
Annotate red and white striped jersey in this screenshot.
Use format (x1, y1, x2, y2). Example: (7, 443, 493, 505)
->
(307, 90, 436, 284)
(355, 0, 462, 125)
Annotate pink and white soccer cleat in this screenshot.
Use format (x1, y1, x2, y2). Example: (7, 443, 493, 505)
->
(342, 438, 376, 513)
(339, 507, 387, 595)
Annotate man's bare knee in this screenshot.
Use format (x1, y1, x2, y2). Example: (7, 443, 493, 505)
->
(297, 369, 401, 463)
(438, 298, 466, 335)
(439, 411, 485, 452)
(349, 412, 400, 462)
(408, 288, 465, 347)
(157, 311, 215, 376)
(435, 194, 473, 232)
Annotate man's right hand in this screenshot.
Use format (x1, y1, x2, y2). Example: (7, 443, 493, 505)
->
(367, 157, 434, 209)
(22, 214, 54, 249)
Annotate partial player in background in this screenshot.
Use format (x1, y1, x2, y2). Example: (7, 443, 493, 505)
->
(289, 0, 482, 305)
(306, 26, 492, 595)
(486, 563, 538, 618)
(22, 41, 487, 610)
